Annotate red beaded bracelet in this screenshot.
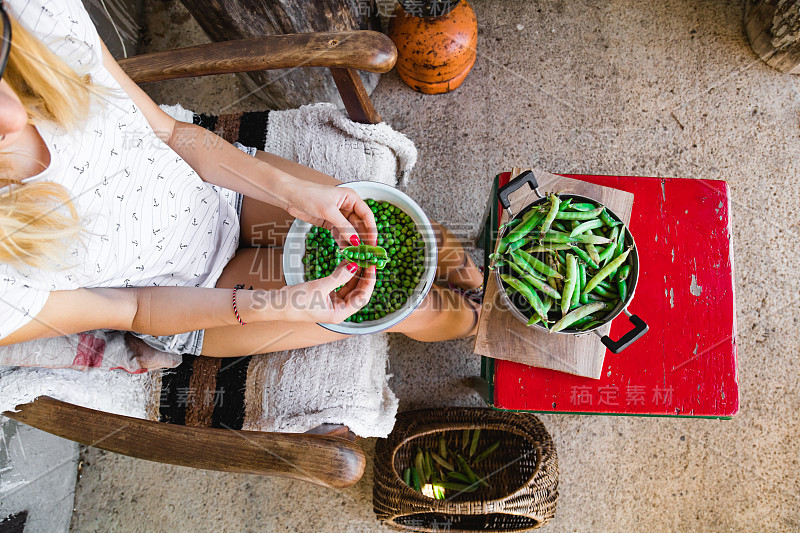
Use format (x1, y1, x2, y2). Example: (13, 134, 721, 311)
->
(232, 287, 246, 326)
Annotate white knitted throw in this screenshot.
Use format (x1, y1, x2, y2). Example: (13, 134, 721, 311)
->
(0, 366, 160, 420)
(264, 103, 417, 184)
(0, 103, 415, 438)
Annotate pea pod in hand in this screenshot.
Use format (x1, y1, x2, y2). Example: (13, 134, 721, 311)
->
(337, 244, 388, 269)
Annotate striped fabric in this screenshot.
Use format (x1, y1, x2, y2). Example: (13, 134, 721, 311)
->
(193, 111, 270, 149)
(159, 111, 265, 429)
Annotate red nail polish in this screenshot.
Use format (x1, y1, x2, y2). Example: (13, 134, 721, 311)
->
(346, 262, 358, 273)
(349, 235, 361, 246)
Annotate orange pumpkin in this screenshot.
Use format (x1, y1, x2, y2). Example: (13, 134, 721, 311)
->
(387, 0, 478, 94)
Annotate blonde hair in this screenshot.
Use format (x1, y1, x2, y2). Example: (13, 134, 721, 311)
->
(0, 14, 95, 269)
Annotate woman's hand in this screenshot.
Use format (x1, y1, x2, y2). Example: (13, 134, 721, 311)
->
(283, 180, 378, 247)
(272, 261, 376, 324)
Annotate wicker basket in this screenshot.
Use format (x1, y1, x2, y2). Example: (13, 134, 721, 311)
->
(373, 408, 558, 532)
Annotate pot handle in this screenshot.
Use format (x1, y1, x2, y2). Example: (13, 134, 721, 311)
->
(600, 309, 648, 354)
(497, 170, 543, 210)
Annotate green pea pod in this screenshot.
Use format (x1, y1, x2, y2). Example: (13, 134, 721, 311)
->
(570, 314, 599, 328)
(469, 428, 481, 458)
(439, 437, 448, 460)
(446, 471, 472, 484)
(598, 227, 620, 266)
(544, 230, 611, 245)
(617, 265, 631, 281)
(526, 314, 542, 327)
(411, 467, 421, 492)
(560, 254, 578, 316)
(569, 202, 598, 211)
(403, 467, 412, 487)
(584, 243, 601, 264)
(599, 208, 621, 227)
(572, 233, 612, 245)
(415, 450, 427, 485)
(553, 221, 569, 233)
(584, 248, 632, 295)
(501, 274, 548, 320)
(524, 274, 560, 300)
(511, 248, 562, 279)
(572, 260, 582, 309)
(525, 244, 573, 252)
(551, 302, 607, 332)
(618, 279, 628, 301)
(473, 441, 501, 464)
(488, 258, 506, 271)
(593, 285, 618, 299)
(596, 279, 615, 291)
(540, 234, 577, 244)
(460, 461, 489, 488)
(338, 244, 388, 269)
(502, 209, 546, 244)
(505, 236, 533, 253)
(558, 198, 573, 211)
(498, 218, 521, 232)
(568, 244, 599, 269)
(462, 429, 470, 451)
(554, 206, 604, 220)
(539, 193, 561, 236)
(507, 260, 559, 299)
(508, 259, 545, 281)
(578, 319, 605, 331)
(432, 482, 477, 493)
(579, 265, 589, 303)
(431, 451, 454, 471)
(570, 219, 604, 237)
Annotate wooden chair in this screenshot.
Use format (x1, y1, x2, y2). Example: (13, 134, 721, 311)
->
(2, 30, 397, 489)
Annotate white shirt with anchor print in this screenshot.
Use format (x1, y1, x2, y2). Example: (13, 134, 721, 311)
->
(0, 0, 241, 339)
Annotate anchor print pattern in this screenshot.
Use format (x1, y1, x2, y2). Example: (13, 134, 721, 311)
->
(0, 0, 243, 341)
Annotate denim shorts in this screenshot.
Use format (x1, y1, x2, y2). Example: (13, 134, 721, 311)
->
(130, 142, 255, 356)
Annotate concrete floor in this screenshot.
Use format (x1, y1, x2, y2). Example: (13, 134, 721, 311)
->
(71, 0, 799, 531)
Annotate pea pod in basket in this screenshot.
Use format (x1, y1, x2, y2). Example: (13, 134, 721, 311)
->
(493, 170, 648, 353)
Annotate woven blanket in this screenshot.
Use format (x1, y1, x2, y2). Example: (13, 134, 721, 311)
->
(0, 103, 415, 438)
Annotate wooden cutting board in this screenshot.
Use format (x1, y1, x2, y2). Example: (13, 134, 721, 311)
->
(473, 168, 635, 379)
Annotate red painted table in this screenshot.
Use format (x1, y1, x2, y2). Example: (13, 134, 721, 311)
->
(479, 173, 739, 418)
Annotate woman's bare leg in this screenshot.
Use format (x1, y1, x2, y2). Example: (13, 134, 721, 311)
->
(200, 248, 479, 357)
(431, 221, 483, 290)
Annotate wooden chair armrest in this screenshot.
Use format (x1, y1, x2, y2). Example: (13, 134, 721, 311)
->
(3, 396, 365, 489)
(118, 30, 397, 84)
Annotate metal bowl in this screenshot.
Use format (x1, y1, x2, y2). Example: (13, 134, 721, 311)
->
(493, 171, 648, 353)
(495, 193, 640, 334)
(282, 181, 438, 335)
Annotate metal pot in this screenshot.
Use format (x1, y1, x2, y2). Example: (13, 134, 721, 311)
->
(494, 170, 648, 353)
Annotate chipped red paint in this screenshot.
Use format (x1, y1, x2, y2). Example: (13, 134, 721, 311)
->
(489, 172, 739, 417)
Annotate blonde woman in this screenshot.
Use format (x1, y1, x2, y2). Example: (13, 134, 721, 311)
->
(0, 0, 483, 359)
